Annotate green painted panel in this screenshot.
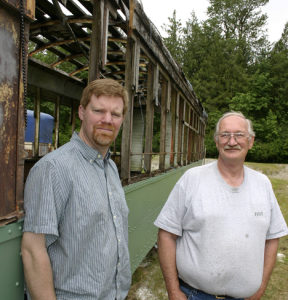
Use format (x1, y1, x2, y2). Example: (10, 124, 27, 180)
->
(0, 161, 203, 299)
(125, 161, 203, 273)
(0, 220, 24, 300)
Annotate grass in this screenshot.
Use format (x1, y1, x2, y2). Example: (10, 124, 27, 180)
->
(127, 162, 288, 300)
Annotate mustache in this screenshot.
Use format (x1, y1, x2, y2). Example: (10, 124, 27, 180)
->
(94, 124, 114, 131)
(224, 145, 241, 150)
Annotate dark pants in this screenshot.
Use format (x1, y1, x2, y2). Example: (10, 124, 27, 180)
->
(179, 278, 244, 300)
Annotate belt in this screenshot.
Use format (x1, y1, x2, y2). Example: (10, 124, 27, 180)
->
(178, 278, 235, 299)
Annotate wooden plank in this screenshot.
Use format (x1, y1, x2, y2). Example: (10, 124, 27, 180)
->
(159, 79, 167, 171)
(71, 101, 77, 134)
(182, 101, 187, 166)
(88, 0, 103, 81)
(101, 5, 109, 67)
(144, 62, 155, 173)
(177, 97, 183, 165)
(170, 87, 176, 166)
(121, 37, 139, 182)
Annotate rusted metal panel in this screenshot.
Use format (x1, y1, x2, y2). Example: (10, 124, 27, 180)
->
(0, 0, 35, 20)
(0, 8, 20, 219)
(0, 1, 31, 222)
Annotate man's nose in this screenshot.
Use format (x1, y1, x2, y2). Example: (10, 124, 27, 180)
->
(228, 135, 238, 145)
(102, 112, 112, 123)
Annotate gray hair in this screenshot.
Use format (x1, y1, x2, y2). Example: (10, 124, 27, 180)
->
(214, 111, 255, 141)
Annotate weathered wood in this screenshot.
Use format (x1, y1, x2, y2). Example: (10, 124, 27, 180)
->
(182, 102, 188, 166)
(28, 58, 84, 102)
(34, 88, 41, 156)
(88, 0, 103, 81)
(54, 96, 60, 149)
(177, 97, 183, 166)
(159, 79, 167, 171)
(144, 62, 155, 173)
(101, 5, 109, 67)
(121, 36, 140, 181)
(187, 107, 193, 164)
(170, 87, 177, 166)
(71, 101, 77, 133)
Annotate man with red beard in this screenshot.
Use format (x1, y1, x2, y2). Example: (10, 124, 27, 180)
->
(22, 79, 131, 300)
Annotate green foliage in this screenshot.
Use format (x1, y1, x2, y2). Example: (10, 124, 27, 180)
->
(162, 0, 288, 163)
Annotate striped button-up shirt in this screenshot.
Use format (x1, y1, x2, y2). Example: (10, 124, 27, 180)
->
(23, 132, 131, 300)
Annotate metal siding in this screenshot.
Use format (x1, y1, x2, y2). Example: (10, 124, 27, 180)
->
(0, 7, 20, 218)
(0, 220, 24, 299)
(125, 161, 204, 273)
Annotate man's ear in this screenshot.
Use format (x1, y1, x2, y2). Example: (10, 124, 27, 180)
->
(214, 136, 219, 151)
(248, 136, 255, 149)
(78, 105, 84, 121)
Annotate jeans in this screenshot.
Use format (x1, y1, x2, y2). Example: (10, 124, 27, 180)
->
(179, 281, 244, 300)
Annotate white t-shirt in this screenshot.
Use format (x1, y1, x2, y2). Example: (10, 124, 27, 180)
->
(154, 161, 288, 298)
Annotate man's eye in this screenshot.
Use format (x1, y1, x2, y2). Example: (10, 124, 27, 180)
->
(112, 113, 122, 118)
(235, 133, 245, 137)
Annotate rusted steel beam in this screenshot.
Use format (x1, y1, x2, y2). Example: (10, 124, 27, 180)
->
(0, 0, 34, 220)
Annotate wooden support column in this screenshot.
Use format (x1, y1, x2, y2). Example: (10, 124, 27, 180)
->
(165, 80, 172, 169)
(144, 62, 155, 173)
(71, 101, 77, 134)
(177, 98, 183, 166)
(88, 0, 104, 81)
(174, 93, 180, 166)
(34, 88, 40, 157)
(187, 107, 193, 164)
(170, 88, 177, 166)
(182, 102, 188, 166)
(159, 79, 167, 171)
(121, 0, 139, 182)
(54, 96, 60, 149)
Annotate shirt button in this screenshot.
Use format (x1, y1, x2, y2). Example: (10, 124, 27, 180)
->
(89, 159, 93, 164)
(97, 154, 101, 158)
(113, 215, 117, 219)
(109, 192, 112, 196)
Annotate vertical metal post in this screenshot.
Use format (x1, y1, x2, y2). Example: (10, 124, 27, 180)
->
(34, 88, 41, 157)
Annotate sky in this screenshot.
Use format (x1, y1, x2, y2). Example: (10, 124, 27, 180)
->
(139, 0, 288, 43)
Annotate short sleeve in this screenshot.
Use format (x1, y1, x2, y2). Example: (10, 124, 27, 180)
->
(154, 176, 187, 236)
(266, 180, 288, 239)
(23, 160, 67, 246)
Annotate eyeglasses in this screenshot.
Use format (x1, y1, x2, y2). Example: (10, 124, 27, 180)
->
(217, 132, 249, 142)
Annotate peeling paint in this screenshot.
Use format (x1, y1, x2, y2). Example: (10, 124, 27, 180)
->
(0, 83, 14, 164)
(0, 23, 17, 82)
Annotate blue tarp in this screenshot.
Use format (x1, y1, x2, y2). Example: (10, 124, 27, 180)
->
(25, 110, 54, 143)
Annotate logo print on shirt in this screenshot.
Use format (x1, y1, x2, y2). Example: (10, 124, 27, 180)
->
(255, 211, 264, 217)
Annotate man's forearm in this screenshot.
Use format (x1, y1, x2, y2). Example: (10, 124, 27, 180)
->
(157, 229, 186, 300)
(22, 233, 56, 300)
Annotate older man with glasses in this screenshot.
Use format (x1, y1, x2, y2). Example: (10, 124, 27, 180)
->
(154, 111, 288, 300)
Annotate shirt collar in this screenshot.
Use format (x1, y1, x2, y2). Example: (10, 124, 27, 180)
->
(71, 132, 111, 162)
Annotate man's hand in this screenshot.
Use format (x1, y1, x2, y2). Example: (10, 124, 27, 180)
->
(168, 289, 188, 300)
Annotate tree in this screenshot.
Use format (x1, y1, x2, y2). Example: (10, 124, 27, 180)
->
(162, 10, 184, 66)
